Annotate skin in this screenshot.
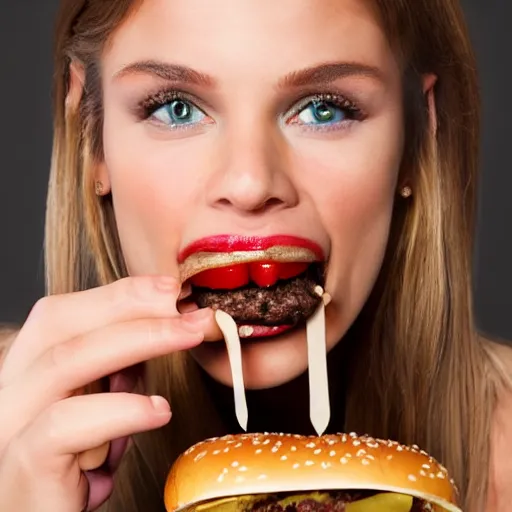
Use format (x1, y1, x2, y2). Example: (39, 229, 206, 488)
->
(97, 0, 405, 390)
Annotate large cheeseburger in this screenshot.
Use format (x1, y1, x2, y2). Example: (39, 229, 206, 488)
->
(164, 433, 462, 512)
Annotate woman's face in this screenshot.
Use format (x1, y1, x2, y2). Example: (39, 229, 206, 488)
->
(97, 0, 404, 389)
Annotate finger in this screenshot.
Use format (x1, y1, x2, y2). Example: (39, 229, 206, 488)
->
(0, 317, 201, 442)
(181, 307, 223, 341)
(12, 392, 171, 467)
(85, 470, 114, 511)
(2, 275, 183, 381)
(107, 435, 131, 472)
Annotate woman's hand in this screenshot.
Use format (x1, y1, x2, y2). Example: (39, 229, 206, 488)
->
(0, 276, 218, 511)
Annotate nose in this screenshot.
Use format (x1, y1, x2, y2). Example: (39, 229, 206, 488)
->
(205, 121, 298, 215)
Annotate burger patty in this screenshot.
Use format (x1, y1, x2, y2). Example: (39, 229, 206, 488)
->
(248, 492, 430, 512)
(192, 268, 323, 326)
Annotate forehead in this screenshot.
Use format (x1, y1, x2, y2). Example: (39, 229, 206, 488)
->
(103, 0, 396, 84)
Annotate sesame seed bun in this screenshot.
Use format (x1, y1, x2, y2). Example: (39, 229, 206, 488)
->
(164, 433, 462, 512)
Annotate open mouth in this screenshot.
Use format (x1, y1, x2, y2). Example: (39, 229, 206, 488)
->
(178, 236, 326, 338)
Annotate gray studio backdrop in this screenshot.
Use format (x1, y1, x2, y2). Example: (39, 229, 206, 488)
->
(0, 2, 511, 342)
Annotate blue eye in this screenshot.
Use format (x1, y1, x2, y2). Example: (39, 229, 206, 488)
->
(152, 99, 206, 127)
(297, 100, 347, 125)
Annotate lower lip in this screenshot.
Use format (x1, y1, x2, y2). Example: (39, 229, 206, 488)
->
(239, 324, 294, 339)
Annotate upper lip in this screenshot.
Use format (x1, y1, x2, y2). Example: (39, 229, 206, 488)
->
(178, 234, 325, 263)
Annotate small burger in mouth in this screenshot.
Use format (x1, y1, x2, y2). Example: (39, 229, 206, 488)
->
(164, 433, 462, 512)
(179, 235, 327, 338)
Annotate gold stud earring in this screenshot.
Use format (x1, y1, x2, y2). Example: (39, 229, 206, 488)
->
(400, 186, 412, 198)
(95, 180, 104, 196)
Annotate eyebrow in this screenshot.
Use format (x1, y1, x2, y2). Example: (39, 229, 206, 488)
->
(113, 60, 216, 87)
(113, 60, 384, 88)
(277, 62, 385, 88)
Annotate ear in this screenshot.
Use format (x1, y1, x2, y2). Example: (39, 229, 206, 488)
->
(95, 161, 112, 196)
(66, 60, 85, 111)
(66, 61, 112, 195)
(422, 73, 438, 136)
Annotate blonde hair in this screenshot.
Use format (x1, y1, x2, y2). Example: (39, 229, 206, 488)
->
(46, 1, 510, 510)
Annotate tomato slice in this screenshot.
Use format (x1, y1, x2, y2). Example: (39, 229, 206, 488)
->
(190, 261, 311, 289)
(189, 264, 249, 290)
(249, 261, 310, 287)
(278, 262, 309, 280)
(249, 262, 280, 287)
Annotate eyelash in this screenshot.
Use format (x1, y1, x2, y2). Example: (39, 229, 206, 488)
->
(137, 89, 365, 132)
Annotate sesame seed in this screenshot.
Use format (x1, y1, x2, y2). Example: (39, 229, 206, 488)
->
(239, 466, 248, 472)
(255, 449, 262, 454)
(281, 455, 288, 461)
(291, 446, 297, 452)
(329, 450, 336, 457)
(422, 464, 430, 469)
(314, 449, 322, 455)
(235, 443, 243, 448)
(437, 472, 446, 479)
(366, 441, 379, 449)
(231, 461, 239, 467)
(396, 446, 403, 451)
(386, 455, 393, 460)
(223, 448, 230, 453)
(321, 462, 331, 469)
(356, 449, 366, 457)
(271, 447, 279, 453)
(420, 470, 427, 477)
(352, 440, 361, 446)
(194, 451, 207, 462)
(306, 442, 316, 449)
(361, 459, 370, 466)
(258, 474, 267, 480)
(408, 475, 417, 482)
(305, 460, 314, 466)
(340, 457, 348, 464)
(293, 463, 300, 469)
(217, 474, 225, 483)
(213, 450, 221, 455)
(366, 454, 375, 461)
(263, 439, 270, 445)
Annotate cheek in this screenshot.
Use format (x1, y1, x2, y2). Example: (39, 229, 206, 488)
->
(101, 111, 208, 273)
(290, 117, 403, 301)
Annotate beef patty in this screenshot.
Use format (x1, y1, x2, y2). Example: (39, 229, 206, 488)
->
(192, 264, 324, 326)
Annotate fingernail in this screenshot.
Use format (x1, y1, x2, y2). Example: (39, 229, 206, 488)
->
(150, 395, 171, 414)
(178, 282, 192, 300)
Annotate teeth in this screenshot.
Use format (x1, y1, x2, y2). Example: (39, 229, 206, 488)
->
(238, 326, 254, 338)
(314, 285, 324, 297)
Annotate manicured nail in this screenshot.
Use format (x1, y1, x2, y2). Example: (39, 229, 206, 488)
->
(150, 395, 171, 414)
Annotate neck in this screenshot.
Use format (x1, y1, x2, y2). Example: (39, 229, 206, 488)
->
(202, 341, 348, 436)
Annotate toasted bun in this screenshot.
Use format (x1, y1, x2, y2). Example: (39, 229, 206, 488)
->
(164, 433, 462, 512)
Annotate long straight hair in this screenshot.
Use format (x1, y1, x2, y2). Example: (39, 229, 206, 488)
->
(46, 1, 509, 510)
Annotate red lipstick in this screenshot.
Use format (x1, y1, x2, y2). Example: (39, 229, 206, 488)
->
(179, 235, 324, 262)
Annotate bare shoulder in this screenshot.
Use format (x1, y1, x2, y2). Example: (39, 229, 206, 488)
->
(485, 339, 512, 511)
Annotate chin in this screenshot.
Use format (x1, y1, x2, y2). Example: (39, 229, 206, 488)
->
(191, 306, 344, 390)
(191, 328, 309, 390)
